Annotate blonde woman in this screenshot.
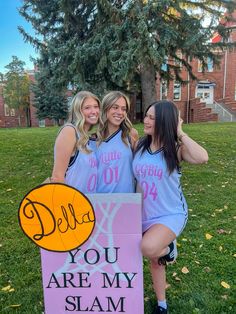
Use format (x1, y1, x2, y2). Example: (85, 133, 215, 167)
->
(51, 91, 102, 193)
(96, 91, 139, 193)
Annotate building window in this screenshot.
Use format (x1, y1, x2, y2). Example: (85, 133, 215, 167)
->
(198, 57, 214, 72)
(4, 104, 10, 116)
(173, 81, 181, 100)
(160, 80, 168, 100)
(4, 104, 15, 116)
(174, 52, 182, 68)
(161, 56, 168, 72)
(10, 108, 15, 116)
(39, 119, 45, 127)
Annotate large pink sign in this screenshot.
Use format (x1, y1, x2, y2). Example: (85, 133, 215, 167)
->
(40, 193, 144, 314)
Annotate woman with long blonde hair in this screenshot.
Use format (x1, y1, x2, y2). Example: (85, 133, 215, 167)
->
(96, 91, 139, 193)
(51, 91, 102, 193)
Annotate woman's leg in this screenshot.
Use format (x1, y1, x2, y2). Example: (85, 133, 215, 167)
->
(150, 260, 166, 301)
(141, 224, 176, 259)
(142, 224, 176, 312)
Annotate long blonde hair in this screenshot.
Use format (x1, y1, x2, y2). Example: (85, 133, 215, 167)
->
(98, 91, 133, 146)
(68, 91, 101, 153)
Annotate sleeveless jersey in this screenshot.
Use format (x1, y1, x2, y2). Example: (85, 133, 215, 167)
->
(132, 147, 188, 231)
(96, 129, 134, 193)
(56, 124, 98, 193)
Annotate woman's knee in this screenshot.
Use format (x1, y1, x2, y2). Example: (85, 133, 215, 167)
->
(141, 238, 162, 259)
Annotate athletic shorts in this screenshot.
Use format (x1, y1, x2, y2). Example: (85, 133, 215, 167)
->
(142, 213, 188, 237)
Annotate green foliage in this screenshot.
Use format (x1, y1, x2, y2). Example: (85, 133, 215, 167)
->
(2, 56, 31, 126)
(3, 56, 30, 110)
(32, 51, 69, 124)
(19, 1, 236, 109)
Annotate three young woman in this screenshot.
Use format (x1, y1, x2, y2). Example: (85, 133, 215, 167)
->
(133, 100, 208, 314)
(51, 93, 208, 314)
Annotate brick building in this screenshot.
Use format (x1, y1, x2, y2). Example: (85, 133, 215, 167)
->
(135, 11, 236, 123)
(0, 70, 55, 128)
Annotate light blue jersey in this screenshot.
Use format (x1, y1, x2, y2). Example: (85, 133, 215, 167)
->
(56, 124, 97, 194)
(133, 147, 188, 235)
(96, 129, 134, 193)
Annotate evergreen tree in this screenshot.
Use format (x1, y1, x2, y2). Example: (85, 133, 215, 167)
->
(19, 0, 236, 111)
(3, 56, 31, 126)
(32, 51, 69, 125)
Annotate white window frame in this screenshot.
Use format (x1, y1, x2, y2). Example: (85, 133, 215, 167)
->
(160, 80, 168, 100)
(173, 81, 181, 101)
(10, 108, 15, 116)
(175, 52, 182, 68)
(39, 119, 46, 127)
(4, 104, 10, 116)
(198, 57, 214, 72)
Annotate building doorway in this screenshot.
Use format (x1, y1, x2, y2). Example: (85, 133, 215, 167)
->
(196, 82, 215, 104)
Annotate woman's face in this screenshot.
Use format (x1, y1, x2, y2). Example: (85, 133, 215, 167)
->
(143, 106, 155, 136)
(106, 97, 127, 130)
(81, 97, 100, 129)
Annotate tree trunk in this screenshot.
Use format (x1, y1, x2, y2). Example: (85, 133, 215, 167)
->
(26, 106, 31, 127)
(140, 62, 157, 113)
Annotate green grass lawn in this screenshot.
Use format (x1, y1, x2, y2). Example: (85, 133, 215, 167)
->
(0, 123, 235, 314)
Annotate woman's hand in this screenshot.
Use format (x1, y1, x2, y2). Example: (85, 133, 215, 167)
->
(177, 113, 185, 139)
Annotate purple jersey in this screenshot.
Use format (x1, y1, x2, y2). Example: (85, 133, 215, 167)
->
(56, 124, 97, 193)
(96, 129, 134, 193)
(133, 147, 188, 232)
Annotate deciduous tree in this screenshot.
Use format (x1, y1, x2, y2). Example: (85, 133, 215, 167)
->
(3, 56, 31, 126)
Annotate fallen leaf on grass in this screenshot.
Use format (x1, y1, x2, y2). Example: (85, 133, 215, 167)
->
(9, 304, 21, 308)
(233, 254, 236, 258)
(144, 297, 150, 302)
(172, 272, 177, 277)
(217, 229, 227, 234)
(221, 295, 228, 300)
(221, 281, 230, 289)
(224, 205, 228, 209)
(219, 246, 223, 252)
(205, 233, 213, 240)
(181, 238, 188, 242)
(166, 282, 171, 289)
(195, 260, 200, 264)
(175, 277, 181, 281)
(9, 288, 15, 292)
(204, 267, 211, 273)
(2, 285, 11, 291)
(181, 267, 189, 274)
(6, 188, 12, 192)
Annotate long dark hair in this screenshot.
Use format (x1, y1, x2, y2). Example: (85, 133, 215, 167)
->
(135, 100, 179, 174)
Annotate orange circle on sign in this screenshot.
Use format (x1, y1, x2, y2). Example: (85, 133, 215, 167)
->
(18, 183, 95, 252)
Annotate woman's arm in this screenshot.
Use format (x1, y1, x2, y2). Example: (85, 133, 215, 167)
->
(51, 126, 77, 183)
(130, 127, 139, 151)
(177, 116, 208, 164)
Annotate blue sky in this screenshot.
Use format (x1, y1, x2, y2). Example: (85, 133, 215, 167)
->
(0, 0, 38, 73)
